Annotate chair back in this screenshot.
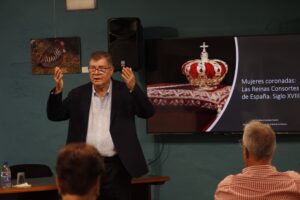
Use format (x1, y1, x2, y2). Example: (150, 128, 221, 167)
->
(10, 164, 53, 179)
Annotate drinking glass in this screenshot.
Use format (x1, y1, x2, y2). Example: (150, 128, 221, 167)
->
(16, 172, 25, 185)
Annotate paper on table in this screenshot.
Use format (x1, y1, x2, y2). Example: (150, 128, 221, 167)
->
(12, 182, 32, 188)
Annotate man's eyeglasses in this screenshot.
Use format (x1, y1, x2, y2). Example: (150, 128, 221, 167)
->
(89, 67, 112, 73)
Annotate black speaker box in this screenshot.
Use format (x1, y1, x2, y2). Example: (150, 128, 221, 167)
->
(107, 17, 143, 71)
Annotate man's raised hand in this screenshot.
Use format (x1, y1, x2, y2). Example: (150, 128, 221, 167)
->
(54, 66, 64, 94)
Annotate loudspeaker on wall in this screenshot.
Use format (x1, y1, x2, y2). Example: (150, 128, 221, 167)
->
(107, 17, 143, 71)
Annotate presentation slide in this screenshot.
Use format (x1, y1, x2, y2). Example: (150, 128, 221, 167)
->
(211, 35, 300, 132)
(145, 34, 300, 134)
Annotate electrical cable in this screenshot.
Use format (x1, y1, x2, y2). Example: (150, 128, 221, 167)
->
(147, 135, 165, 166)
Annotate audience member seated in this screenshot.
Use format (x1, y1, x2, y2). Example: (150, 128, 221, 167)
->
(56, 143, 105, 200)
(215, 120, 300, 200)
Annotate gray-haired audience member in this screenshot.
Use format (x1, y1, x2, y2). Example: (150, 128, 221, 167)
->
(56, 143, 105, 200)
(215, 120, 300, 200)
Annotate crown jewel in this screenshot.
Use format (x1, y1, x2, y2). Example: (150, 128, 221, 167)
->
(182, 42, 228, 89)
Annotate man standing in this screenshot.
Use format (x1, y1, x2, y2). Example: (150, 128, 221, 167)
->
(47, 51, 155, 200)
(215, 120, 300, 200)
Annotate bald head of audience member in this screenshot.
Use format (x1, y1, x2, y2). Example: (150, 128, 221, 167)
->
(242, 120, 276, 167)
(56, 143, 105, 200)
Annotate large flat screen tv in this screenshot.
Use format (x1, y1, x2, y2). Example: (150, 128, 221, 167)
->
(145, 34, 300, 134)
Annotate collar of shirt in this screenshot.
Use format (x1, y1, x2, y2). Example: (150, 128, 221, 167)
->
(242, 165, 277, 176)
(92, 81, 112, 97)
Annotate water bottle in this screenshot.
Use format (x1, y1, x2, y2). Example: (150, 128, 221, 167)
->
(0, 161, 11, 188)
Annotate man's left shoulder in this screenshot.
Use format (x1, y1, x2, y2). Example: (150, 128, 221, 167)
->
(285, 170, 300, 179)
(112, 79, 126, 89)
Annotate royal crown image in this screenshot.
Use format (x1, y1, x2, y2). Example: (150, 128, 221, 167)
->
(182, 42, 228, 89)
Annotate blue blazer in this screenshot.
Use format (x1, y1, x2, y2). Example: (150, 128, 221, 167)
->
(47, 79, 155, 177)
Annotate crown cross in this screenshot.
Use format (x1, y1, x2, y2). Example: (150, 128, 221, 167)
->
(200, 42, 209, 52)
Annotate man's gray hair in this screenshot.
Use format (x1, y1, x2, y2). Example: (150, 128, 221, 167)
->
(243, 120, 276, 160)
